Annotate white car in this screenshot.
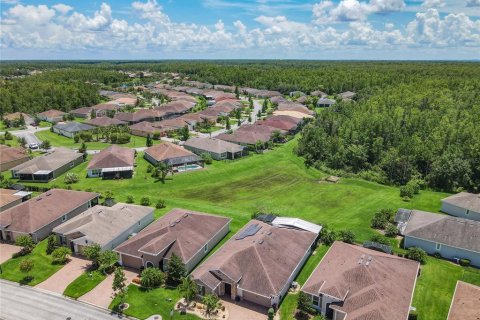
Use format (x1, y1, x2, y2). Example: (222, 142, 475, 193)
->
(28, 143, 39, 149)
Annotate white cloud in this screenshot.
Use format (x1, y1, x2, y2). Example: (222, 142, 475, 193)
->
(466, 0, 480, 6)
(422, 0, 446, 8)
(52, 3, 73, 15)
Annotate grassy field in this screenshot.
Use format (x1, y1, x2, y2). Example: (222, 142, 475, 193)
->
(63, 270, 107, 299)
(35, 130, 158, 150)
(0, 240, 64, 286)
(110, 285, 200, 320)
(17, 138, 477, 319)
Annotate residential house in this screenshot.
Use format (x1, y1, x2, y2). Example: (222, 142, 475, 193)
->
(129, 121, 160, 137)
(87, 145, 135, 179)
(441, 192, 480, 221)
(114, 208, 231, 272)
(0, 145, 29, 172)
(398, 209, 480, 267)
(277, 102, 314, 116)
(192, 220, 317, 308)
(270, 217, 322, 235)
(53, 203, 154, 253)
(447, 281, 480, 320)
(301, 241, 419, 320)
(156, 101, 194, 119)
(184, 137, 245, 160)
(116, 109, 165, 125)
(0, 188, 31, 212)
(317, 98, 336, 107)
(0, 189, 99, 242)
(92, 103, 122, 117)
(257, 115, 302, 134)
(273, 110, 314, 120)
(11, 148, 84, 182)
(217, 124, 285, 148)
(3, 112, 33, 125)
(296, 96, 308, 104)
(70, 107, 93, 119)
(37, 109, 66, 123)
(53, 122, 96, 138)
(144, 142, 203, 172)
(310, 90, 327, 97)
(85, 117, 127, 127)
(339, 91, 356, 100)
(270, 96, 288, 105)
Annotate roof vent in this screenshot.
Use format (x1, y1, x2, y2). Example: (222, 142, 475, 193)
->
(36, 197, 42, 201)
(46, 192, 52, 196)
(267, 231, 272, 236)
(175, 219, 181, 223)
(258, 239, 264, 244)
(183, 213, 189, 218)
(170, 223, 176, 227)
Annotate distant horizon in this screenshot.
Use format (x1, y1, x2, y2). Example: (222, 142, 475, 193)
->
(1, 0, 479, 60)
(1, 59, 479, 62)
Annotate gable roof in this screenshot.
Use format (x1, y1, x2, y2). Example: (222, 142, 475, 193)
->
(192, 220, 317, 298)
(87, 145, 135, 170)
(403, 210, 480, 253)
(53, 122, 95, 133)
(302, 241, 419, 320)
(3, 112, 31, 121)
(0, 188, 26, 211)
(38, 109, 66, 118)
(447, 281, 480, 320)
(85, 117, 127, 127)
(0, 145, 29, 165)
(442, 192, 480, 213)
(53, 203, 153, 248)
(184, 137, 244, 154)
(70, 107, 93, 115)
(144, 142, 201, 165)
(92, 103, 120, 111)
(114, 208, 231, 263)
(0, 189, 99, 234)
(11, 148, 82, 174)
(258, 115, 301, 131)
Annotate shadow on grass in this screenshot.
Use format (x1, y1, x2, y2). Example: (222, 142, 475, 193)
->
(19, 276, 33, 285)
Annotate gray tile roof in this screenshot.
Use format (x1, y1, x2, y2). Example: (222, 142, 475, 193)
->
(53, 122, 95, 133)
(442, 192, 480, 213)
(403, 210, 480, 253)
(11, 148, 83, 174)
(184, 137, 244, 154)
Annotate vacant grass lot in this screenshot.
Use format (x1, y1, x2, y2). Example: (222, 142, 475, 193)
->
(18, 138, 476, 320)
(63, 270, 107, 299)
(35, 130, 158, 150)
(0, 240, 63, 286)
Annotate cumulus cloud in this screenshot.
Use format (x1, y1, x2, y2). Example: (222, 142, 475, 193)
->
(422, 0, 446, 8)
(52, 3, 73, 15)
(313, 0, 405, 23)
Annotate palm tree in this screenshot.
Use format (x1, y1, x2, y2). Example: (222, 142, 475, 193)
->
(155, 162, 171, 184)
(178, 276, 198, 305)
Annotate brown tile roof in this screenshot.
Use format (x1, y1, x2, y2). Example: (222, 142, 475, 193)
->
(92, 103, 120, 111)
(0, 189, 99, 234)
(38, 109, 66, 117)
(156, 118, 189, 130)
(184, 137, 244, 154)
(157, 101, 194, 114)
(129, 121, 159, 135)
(116, 109, 165, 123)
(192, 220, 317, 297)
(180, 113, 217, 123)
(87, 145, 134, 170)
(0, 189, 23, 210)
(258, 115, 301, 132)
(442, 192, 480, 213)
(273, 110, 314, 119)
(144, 142, 200, 165)
(277, 102, 314, 115)
(114, 208, 230, 263)
(403, 210, 480, 253)
(302, 241, 419, 320)
(199, 108, 222, 118)
(11, 148, 82, 174)
(447, 281, 480, 320)
(0, 145, 29, 166)
(3, 112, 30, 121)
(70, 107, 93, 115)
(85, 117, 127, 127)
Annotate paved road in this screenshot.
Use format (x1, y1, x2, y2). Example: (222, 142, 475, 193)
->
(3, 125, 49, 146)
(0, 280, 125, 320)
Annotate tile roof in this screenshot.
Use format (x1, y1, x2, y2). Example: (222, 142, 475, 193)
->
(92, 103, 120, 111)
(302, 241, 419, 320)
(129, 121, 159, 135)
(192, 220, 317, 297)
(87, 145, 135, 170)
(3, 112, 31, 121)
(403, 210, 480, 253)
(273, 110, 314, 119)
(447, 281, 480, 320)
(38, 109, 66, 117)
(184, 137, 244, 154)
(277, 102, 314, 115)
(144, 142, 201, 165)
(53, 122, 95, 133)
(70, 107, 93, 115)
(0, 189, 99, 234)
(0, 189, 24, 210)
(53, 203, 153, 248)
(11, 148, 83, 174)
(114, 208, 230, 263)
(85, 117, 127, 127)
(442, 192, 480, 213)
(0, 145, 29, 165)
(116, 109, 165, 123)
(258, 115, 301, 131)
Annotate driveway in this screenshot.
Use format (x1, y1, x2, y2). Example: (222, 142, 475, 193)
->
(221, 298, 276, 320)
(0, 243, 22, 264)
(79, 268, 139, 308)
(36, 256, 90, 294)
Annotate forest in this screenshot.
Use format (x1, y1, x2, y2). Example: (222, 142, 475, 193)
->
(1, 60, 478, 192)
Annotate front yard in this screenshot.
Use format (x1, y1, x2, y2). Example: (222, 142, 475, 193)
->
(63, 270, 107, 298)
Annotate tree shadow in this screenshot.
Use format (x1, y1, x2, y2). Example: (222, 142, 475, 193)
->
(19, 276, 33, 285)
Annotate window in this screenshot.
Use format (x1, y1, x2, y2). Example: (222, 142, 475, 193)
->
(62, 215, 67, 222)
(436, 243, 441, 251)
(466, 210, 470, 215)
(70, 161, 75, 168)
(204, 244, 208, 253)
(138, 221, 141, 226)
(145, 261, 154, 268)
(312, 295, 319, 307)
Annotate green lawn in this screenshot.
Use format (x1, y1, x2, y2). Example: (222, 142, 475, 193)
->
(63, 270, 107, 299)
(35, 130, 158, 150)
(0, 239, 64, 286)
(110, 285, 200, 320)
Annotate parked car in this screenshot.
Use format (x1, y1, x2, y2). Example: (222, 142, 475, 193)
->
(28, 143, 39, 149)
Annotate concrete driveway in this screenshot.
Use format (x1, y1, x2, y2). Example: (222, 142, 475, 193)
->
(221, 298, 276, 320)
(36, 256, 90, 294)
(0, 243, 22, 264)
(79, 268, 139, 308)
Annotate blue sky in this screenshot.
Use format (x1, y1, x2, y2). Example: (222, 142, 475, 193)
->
(1, 0, 479, 60)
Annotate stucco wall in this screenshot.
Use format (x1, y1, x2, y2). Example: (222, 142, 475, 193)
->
(441, 202, 480, 222)
(120, 254, 143, 269)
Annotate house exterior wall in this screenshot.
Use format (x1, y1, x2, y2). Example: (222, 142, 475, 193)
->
(183, 145, 224, 160)
(0, 156, 30, 172)
(31, 197, 98, 243)
(307, 292, 342, 315)
(404, 236, 480, 267)
(185, 222, 230, 273)
(0, 198, 23, 212)
(119, 254, 143, 269)
(52, 156, 84, 179)
(52, 127, 75, 138)
(441, 202, 480, 222)
(144, 152, 159, 166)
(38, 115, 63, 123)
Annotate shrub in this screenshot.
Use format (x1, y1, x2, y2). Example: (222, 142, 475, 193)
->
(459, 259, 471, 267)
(12, 247, 32, 258)
(15, 235, 35, 249)
(152, 132, 160, 140)
(370, 234, 391, 246)
(406, 247, 427, 264)
(115, 133, 131, 144)
(64, 173, 79, 184)
(201, 153, 213, 165)
(371, 208, 395, 229)
(141, 268, 165, 289)
(19, 259, 34, 274)
(98, 250, 118, 273)
(46, 235, 56, 255)
(408, 310, 418, 320)
(320, 228, 337, 245)
(406, 179, 422, 195)
(40, 140, 51, 150)
(156, 199, 166, 209)
(140, 197, 151, 206)
(400, 185, 414, 199)
(166, 253, 186, 286)
(297, 291, 314, 317)
(339, 230, 356, 244)
(4, 131, 13, 140)
(147, 164, 154, 173)
(384, 224, 398, 238)
(83, 244, 101, 269)
(126, 195, 134, 204)
(268, 308, 275, 320)
(52, 247, 72, 264)
(73, 134, 80, 143)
